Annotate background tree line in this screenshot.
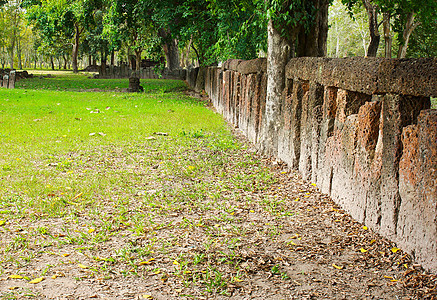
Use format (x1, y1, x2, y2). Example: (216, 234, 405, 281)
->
(0, 0, 435, 72)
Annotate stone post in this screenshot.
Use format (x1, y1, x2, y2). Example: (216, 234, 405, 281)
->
(128, 76, 143, 92)
(3, 75, 9, 88)
(8, 71, 16, 89)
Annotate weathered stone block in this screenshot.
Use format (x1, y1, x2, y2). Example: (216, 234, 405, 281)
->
(223, 59, 243, 72)
(3, 75, 9, 88)
(277, 79, 294, 166)
(397, 110, 437, 272)
(236, 58, 267, 75)
(8, 71, 15, 89)
(128, 77, 142, 92)
(195, 67, 207, 92)
(285, 57, 437, 97)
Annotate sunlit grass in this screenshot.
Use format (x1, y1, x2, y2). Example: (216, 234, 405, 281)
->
(0, 73, 285, 298)
(15, 71, 186, 93)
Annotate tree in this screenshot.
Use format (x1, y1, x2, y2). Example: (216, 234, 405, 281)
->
(24, 0, 100, 72)
(343, 0, 437, 58)
(104, 0, 157, 71)
(260, 0, 330, 153)
(0, 0, 24, 69)
(328, 0, 369, 57)
(406, 18, 437, 58)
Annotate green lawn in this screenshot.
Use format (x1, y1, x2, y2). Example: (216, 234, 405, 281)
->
(0, 73, 279, 298)
(1, 74, 240, 213)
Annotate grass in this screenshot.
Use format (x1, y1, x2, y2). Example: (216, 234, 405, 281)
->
(0, 72, 285, 298)
(17, 71, 185, 93)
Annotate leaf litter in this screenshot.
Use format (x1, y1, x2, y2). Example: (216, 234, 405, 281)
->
(0, 128, 435, 299)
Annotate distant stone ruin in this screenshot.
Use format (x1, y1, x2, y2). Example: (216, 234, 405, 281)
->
(0, 69, 33, 89)
(95, 62, 186, 80)
(128, 76, 143, 92)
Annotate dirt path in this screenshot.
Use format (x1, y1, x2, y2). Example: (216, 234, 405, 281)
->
(0, 130, 435, 300)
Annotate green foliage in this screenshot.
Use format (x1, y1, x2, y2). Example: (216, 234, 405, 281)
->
(342, 0, 437, 57)
(407, 20, 437, 58)
(328, 0, 371, 57)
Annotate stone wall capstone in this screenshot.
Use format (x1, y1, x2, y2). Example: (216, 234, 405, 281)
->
(186, 57, 437, 273)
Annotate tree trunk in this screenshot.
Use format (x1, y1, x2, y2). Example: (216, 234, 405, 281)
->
(16, 38, 22, 69)
(72, 24, 81, 73)
(101, 51, 107, 75)
(383, 12, 392, 58)
(8, 42, 14, 69)
(296, 0, 329, 57)
(50, 56, 55, 70)
(259, 19, 292, 154)
(110, 50, 115, 66)
(191, 43, 201, 67)
(363, 0, 380, 57)
(397, 13, 420, 58)
(158, 28, 180, 70)
(181, 38, 192, 68)
(135, 49, 141, 71)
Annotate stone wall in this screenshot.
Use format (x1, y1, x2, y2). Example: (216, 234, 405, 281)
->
(187, 57, 437, 273)
(0, 70, 16, 89)
(97, 65, 186, 80)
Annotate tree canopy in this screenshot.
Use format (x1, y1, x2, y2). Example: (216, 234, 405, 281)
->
(1, 0, 435, 71)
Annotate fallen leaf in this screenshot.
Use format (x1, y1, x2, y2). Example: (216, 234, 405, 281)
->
(153, 132, 169, 136)
(332, 264, 343, 270)
(311, 183, 317, 187)
(173, 260, 179, 265)
(140, 295, 153, 299)
(78, 264, 88, 269)
(233, 277, 243, 282)
(29, 277, 44, 284)
(61, 253, 70, 257)
(391, 247, 400, 253)
(360, 248, 368, 253)
(384, 275, 394, 279)
(8, 275, 23, 279)
(0, 220, 5, 226)
(88, 228, 95, 234)
(71, 193, 82, 201)
(138, 258, 155, 265)
(51, 275, 58, 279)
(9, 286, 19, 290)
(363, 226, 368, 230)
(145, 136, 156, 140)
